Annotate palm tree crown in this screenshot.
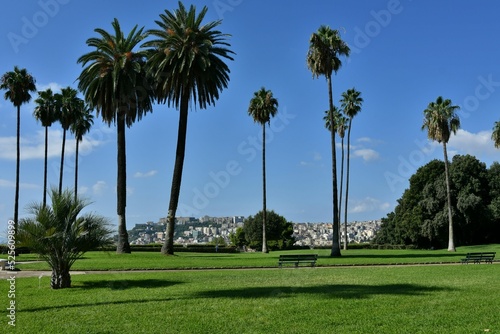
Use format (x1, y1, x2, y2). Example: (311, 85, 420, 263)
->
(33, 88, 57, 127)
(248, 87, 279, 125)
(422, 96, 460, 144)
(1, 66, 37, 108)
(306, 25, 350, 80)
(77, 18, 153, 125)
(340, 88, 363, 119)
(144, 1, 234, 108)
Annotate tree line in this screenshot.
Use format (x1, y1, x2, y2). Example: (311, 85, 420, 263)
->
(374, 155, 500, 249)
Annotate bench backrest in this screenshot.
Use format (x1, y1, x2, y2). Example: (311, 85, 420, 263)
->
(279, 254, 317, 261)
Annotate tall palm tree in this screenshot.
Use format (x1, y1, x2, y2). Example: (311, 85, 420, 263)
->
(324, 107, 348, 244)
(0, 66, 37, 228)
(54, 87, 79, 195)
(492, 121, 500, 148)
(17, 188, 112, 289)
(33, 88, 57, 207)
(70, 101, 94, 202)
(422, 96, 460, 252)
(144, 2, 234, 255)
(77, 18, 154, 254)
(248, 87, 279, 253)
(307, 25, 350, 257)
(340, 88, 363, 250)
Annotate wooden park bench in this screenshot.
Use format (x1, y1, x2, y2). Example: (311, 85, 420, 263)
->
(461, 252, 496, 264)
(278, 254, 318, 268)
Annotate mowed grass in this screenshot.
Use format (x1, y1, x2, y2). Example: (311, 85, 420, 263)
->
(1, 245, 498, 333)
(14, 243, 500, 271)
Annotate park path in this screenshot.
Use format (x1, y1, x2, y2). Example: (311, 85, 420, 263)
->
(2, 261, 497, 278)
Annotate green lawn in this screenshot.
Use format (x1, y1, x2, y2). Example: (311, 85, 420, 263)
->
(14, 243, 500, 271)
(1, 245, 499, 333)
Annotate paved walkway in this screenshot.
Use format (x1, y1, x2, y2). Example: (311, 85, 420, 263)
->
(2, 261, 498, 278)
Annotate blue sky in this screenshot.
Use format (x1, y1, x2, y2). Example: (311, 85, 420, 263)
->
(1, 0, 500, 238)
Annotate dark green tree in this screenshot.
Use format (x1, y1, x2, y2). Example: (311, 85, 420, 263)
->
(78, 18, 154, 254)
(144, 2, 234, 255)
(247, 87, 279, 253)
(243, 210, 295, 250)
(307, 25, 350, 257)
(0, 66, 37, 227)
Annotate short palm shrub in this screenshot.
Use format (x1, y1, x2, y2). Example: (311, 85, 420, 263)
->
(17, 188, 112, 289)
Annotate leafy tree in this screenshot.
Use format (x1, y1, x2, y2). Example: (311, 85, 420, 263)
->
(54, 87, 80, 195)
(0, 66, 37, 228)
(449, 155, 490, 245)
(144, 2, 234, 255)
(78, 18, 154, 254)
(307, 25, 350, 257)
(243, 210, 295, 250)
(33, 88, 58, 207)
(17, 188, 112, 289)
(70, 101, 94, 202)
(247, 87, 279, 253)
(340, 88, 363, 250)
(422, 96, 460, 251)
(492, 121, 500, 148)
(229, 227, 246, 248)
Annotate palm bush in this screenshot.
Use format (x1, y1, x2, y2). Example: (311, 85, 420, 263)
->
(17, 188, 112, 289)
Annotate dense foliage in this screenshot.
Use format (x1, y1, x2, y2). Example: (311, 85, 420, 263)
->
(243, 210, 295, 250)
(375, 155, 500, 248)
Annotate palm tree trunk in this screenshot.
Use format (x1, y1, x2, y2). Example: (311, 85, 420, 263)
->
(262, 124, 268, 253)
(443, 142, 455, 252)
(74, 139, 79, 203)
(116, 117, 131, 254)
(327, 75, 341, 257)
(162, 92, 190, 255)
(14, 105, 21, 230)
(339, 135, 346, 250)
(58, 129, 66, 195)
(344, 119, 353, 251)
(43, 126, 48, 207)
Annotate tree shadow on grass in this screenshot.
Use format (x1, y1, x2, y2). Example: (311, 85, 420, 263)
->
(195, 283, 453, 300)
(75, 279, 184, 290)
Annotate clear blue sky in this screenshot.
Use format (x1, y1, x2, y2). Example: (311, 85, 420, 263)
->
(1, 0, 500, 238)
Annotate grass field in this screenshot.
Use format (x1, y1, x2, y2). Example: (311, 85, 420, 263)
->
(1, 245, 499, 333)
